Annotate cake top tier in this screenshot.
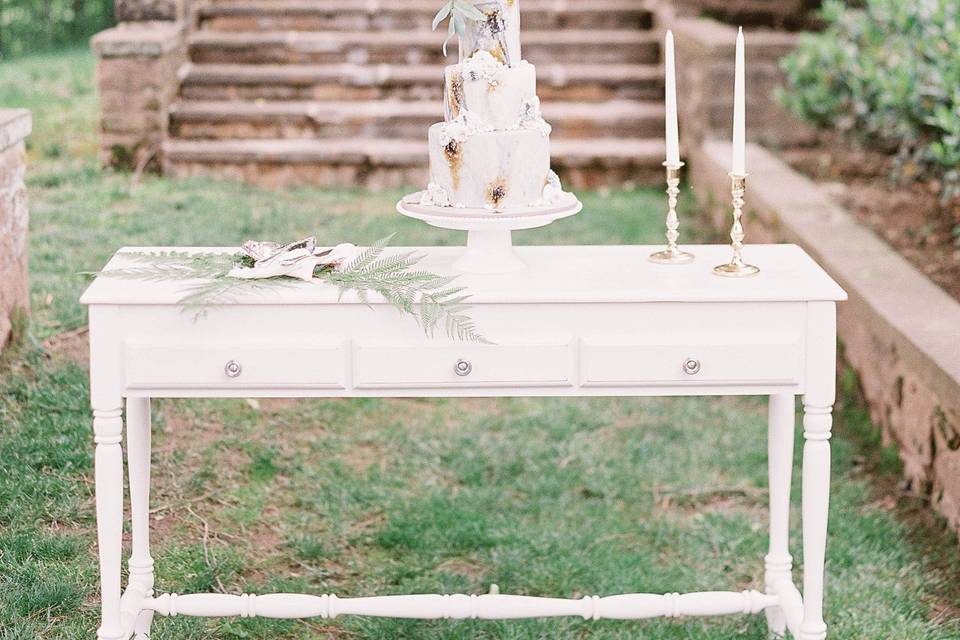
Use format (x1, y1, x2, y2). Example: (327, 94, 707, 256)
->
(459, 0, 522, 67)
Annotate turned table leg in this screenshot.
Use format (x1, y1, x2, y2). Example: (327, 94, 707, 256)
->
(765, 393, 795, 636)
(93, 405, 125, 640)
(799, 401, 832, 640)
(799, 302, 837, 640)
(127, 397, 155, 639)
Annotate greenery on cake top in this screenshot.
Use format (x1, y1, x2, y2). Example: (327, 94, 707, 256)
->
(433, 0, 486, 55)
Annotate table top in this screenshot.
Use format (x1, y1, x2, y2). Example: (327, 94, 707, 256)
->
(80, 244, 846, 306)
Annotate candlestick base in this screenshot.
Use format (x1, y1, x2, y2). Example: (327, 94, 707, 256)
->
(649, 247, 695, 265)
(712, 261, 760, 278)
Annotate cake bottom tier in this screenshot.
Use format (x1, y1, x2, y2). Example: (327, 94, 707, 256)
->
(428, 124, 550, 210)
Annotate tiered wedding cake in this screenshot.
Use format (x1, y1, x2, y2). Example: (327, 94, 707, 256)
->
(411, 0, 568, 212)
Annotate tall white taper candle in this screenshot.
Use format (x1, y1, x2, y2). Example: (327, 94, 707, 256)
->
(732, 27, 746, 175)
(664, 30, 680, 167)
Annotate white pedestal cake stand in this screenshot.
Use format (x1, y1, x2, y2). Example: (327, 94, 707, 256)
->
(397, 192, 582, 274)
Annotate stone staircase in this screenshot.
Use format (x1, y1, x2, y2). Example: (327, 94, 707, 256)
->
(164, 0, 667, 189)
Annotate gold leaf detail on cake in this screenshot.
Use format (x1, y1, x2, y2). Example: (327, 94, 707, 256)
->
(448, 72, 465, 119)
(484, 8, 504, 33)
(486, 175, 510, 210)
(444, 140, 463, 191)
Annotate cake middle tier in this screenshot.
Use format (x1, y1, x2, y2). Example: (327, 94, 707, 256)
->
(446, 59, 537, 130)
(428, 123, 550, 210)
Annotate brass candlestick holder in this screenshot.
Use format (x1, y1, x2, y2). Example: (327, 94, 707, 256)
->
(649, 162, 695, 264)
(713, 172, 759, 277)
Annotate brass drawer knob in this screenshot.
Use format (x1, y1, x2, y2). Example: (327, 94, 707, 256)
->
(224, 360, 243, 378)
(454, 359, 473, 377)
(682, 358, 701, 375)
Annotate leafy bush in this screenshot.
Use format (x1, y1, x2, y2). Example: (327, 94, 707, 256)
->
(780, 0, 960, 201)
(0, 0, 114, 58)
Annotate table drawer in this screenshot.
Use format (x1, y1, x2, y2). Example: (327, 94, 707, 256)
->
(125, 341, 347, 389)
(581, 332, 802, 387)
(354, 341, 574, 388)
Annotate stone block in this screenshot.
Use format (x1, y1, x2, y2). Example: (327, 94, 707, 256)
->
(93, 21, 186, 170)
(97, 59, 168, 92)
(92, 21, 184, 57)
(0, 141, 25, 186)
(0, 110, 32, 153)
(933, 418, 960, 530)
(100, 110, 165, 135)
(0, 109, 31, 350)
(98, 88, 162, 114)
(0, 147, 27, 268)
(115, 0, 185, 23)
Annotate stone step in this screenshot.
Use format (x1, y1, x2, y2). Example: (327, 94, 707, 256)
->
(181, 62, 664, 103)
(197, 0, 653, 32)
(169, 99, 664, 140)
(188, 30, 660, 65)
(162, 137, 665, 189)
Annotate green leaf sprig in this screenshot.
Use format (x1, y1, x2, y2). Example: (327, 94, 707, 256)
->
(433, 0, 486, 56)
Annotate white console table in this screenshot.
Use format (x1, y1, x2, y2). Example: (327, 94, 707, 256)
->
(81, 244, 846, 640)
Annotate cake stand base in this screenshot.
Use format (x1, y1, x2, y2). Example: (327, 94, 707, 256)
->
(459, 229, 526, 274)
(397, 192, 582, 274)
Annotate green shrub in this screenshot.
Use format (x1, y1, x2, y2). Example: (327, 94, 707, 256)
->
(780, 0, 960, 201)
(0, 0, 114, 58)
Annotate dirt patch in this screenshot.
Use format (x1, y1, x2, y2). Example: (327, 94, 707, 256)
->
(154, 401, 229, 453)
(247, 398, 302, 413)
(434, 557, 487, 581)
(653, 486, 767, 515)
(342, 441, 381, 474)
(780, 141, 960, 302)
(41, 326, 89, 366)
(247, 504, 285, 550)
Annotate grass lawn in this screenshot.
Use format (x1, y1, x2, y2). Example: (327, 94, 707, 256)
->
(1, 48, 959, 640)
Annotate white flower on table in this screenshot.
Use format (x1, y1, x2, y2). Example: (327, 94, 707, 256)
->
(228, 237, 361, 282)
(323, 243, 361, 271)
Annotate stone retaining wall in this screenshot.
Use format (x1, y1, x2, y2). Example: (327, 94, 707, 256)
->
(93, 21, 186, 171)
(0, 110, 32, 350)
(690, 139, 960, 535)
(115, 0, 187, 22)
